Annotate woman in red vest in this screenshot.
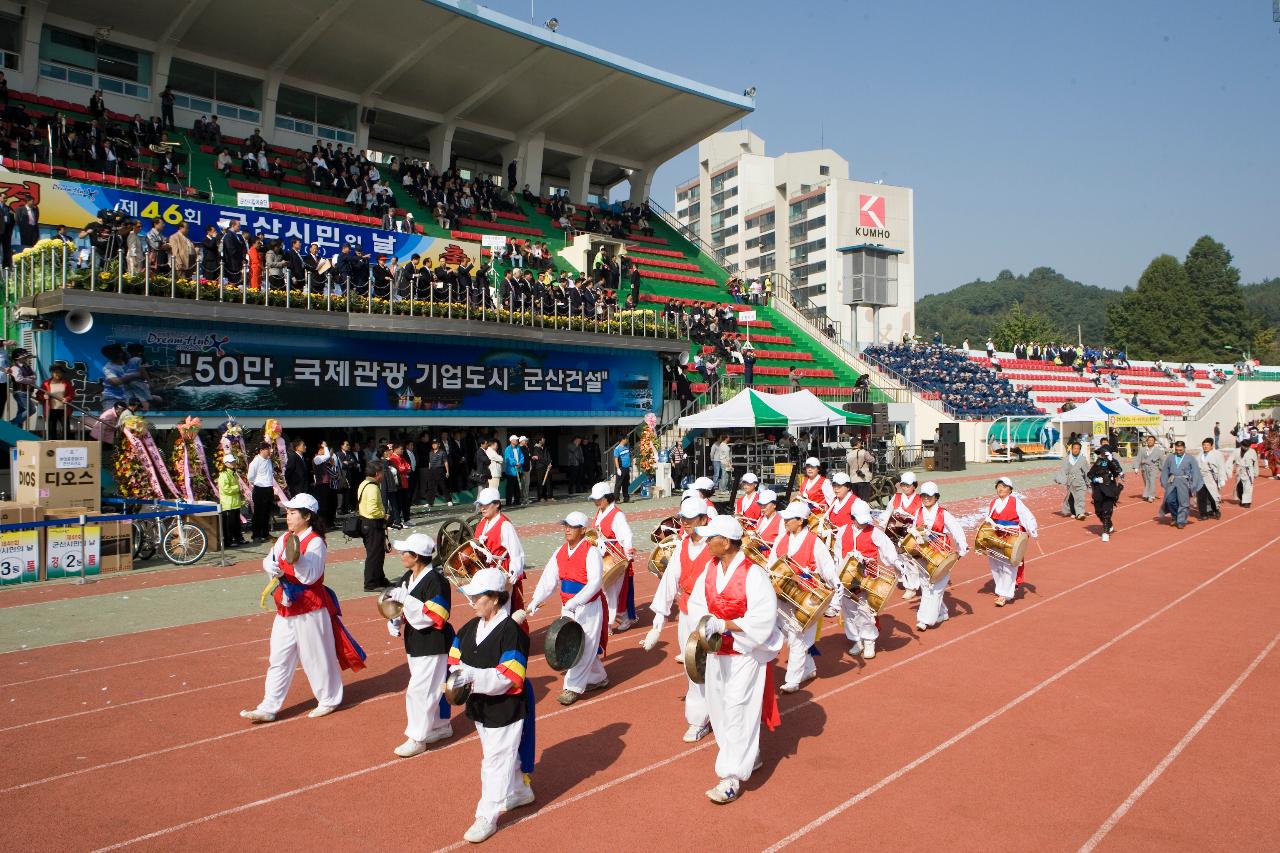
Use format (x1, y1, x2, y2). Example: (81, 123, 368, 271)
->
(644, 497, 713, 742)
(752, 489, 782, 556)
(474, 487, 527, 620)
(984, 477, 1039, 606)
(590, 481, 636, 632)
(772, 502, 838, 693)
(835, 502, 899, 660)
(910, 482, 968, 631)
(240, 494, 352, 722)
(880, 471, 924, 599)
(734, 472, 763, 526)
(799, 457, 834, 514)
(528, 512, 609, 705)
(688, 515, 783, 804)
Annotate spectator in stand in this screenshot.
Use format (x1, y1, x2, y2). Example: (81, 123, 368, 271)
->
(742, 345, 757, 388)
(864, 342, 1040, 419)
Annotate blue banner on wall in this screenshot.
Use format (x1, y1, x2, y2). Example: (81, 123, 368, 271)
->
(49, 314, 661, 419)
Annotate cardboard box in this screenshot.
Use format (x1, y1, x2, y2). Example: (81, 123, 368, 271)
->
(187, 501, 223, 553)
(16, 441, 101, 512)
(0, 503, 44, 585)
(99, 519, 133, 573)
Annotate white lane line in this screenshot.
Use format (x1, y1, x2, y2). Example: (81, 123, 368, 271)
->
(1077, 630, 1280, 852)
(759, 535, 1280, 852)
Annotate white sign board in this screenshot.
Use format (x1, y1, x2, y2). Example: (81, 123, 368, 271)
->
(236, 192, 270, 210)
(45, 524, 101, 579)
(55, 447, 89, 469)
(481, 234, 508, 251)
(738, 311, 757, 323)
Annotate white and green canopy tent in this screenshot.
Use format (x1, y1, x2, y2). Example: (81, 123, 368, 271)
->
(678, 389, 872, 430)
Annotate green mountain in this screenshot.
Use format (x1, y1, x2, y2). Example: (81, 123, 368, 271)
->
(915, 267, 1121, 346)
(1244, 277, 1280, 328)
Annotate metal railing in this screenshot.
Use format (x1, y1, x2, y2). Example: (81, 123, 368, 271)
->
(9, 242, 682, 341)
(644, 197, 741, 275)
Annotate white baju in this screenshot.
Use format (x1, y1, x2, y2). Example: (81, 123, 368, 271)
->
(1232, 447, 1259, 504)
(687, 552, 782, 784)
(773, 529, 838, 689)
(984, 495, 1038, 599)
(531, 539, 607, 693)
(911, 505, 969, 627)
(254, 531, 342, 714)
(880, 492, 923, 592)
(651, 535, 711, 727)
(394, 567, 453, 743)
(834, 525, 899, 644)
(594, 504, 634, 624)
(467, 613, 533, 823)
(477, 512, 526, 613)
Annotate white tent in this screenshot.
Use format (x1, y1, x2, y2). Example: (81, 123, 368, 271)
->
(678, 388, 871, 430)
(1048, 397, 1161, 427)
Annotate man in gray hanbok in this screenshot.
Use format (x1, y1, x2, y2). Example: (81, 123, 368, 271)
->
(1159, 440, 1203, 529)
(1231, 441, 1259, 508)
(1133, 436, 1165, 502)
(1055, 440, 1089, 519)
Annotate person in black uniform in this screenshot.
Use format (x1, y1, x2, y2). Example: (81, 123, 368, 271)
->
(1088, 448, 1125, 543)
(385, 533, 455, 757)
(449, 568, 536, 844)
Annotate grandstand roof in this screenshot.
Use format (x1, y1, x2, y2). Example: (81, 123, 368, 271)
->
(47, 0, 753, 186)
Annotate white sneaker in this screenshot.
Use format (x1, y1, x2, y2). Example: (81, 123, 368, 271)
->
(916, 622, 928, 631)
(901, 589, 917, 600)
(613, 617, 634, 633)
(848, 641, 863, 656)
(424, 726, 453, 744)
(447, 501, 454, 507)
(706, 778, 740, 804)
(239, 709, 275, 723)
(1101, 532, 1110, 542)
(504, 786, 536, 811)
(824, 605, 839, 617)
(682, 722, 712, 742)
(861, 642, 877, 659)
(394, 738, 426, 758)
(308, 705, 338, 718)
(780, 682, 800, 694)
(463, 817, 497, 843)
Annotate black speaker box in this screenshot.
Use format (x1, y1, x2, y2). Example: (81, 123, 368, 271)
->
(362, 107, 379, 125)
(938, 422, 960, 444)
(933, 442, 966, 471)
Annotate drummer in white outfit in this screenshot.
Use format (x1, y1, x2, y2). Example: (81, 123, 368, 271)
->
(644, 497, 715, 741)
(528, 511, 609, 705)
(909, 482, 968, 631)
(692, 477, 720, 516)
(771, 502, 839, 693)
(834, 502, 899, 659)
(590, 482, 636, 632)
(984, 476, 1039, 606)
(879, 472, 924, 599)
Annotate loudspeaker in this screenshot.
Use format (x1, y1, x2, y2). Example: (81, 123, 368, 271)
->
(361, 108, 379, 125)
(844, 402, 890, 439)
(938, 422, 960, 444)
(933, 442, 966, 471)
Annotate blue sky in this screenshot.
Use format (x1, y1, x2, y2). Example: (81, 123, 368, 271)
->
(481, 0, 1279, 295)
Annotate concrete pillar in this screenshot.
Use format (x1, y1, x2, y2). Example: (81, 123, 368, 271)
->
(627, 163, 655, 206)
(17, 1, 49, 93)
(260, 72, 283, 143)
(518, 132, 545, 196)
(151, 48, 173, 122)
(567, 153, 596, 206)
(426, 122, 456, 172)
(354, 102, 371, 151)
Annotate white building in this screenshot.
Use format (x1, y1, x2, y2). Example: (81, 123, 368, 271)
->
(673, 131, 915, 348)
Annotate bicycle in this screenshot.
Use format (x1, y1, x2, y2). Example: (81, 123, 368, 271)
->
(131, 507, 209, 566)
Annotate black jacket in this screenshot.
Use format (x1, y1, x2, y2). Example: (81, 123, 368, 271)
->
(285, 451, 312, 497)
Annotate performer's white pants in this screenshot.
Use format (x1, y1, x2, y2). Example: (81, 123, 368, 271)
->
(896, 555, 922, 592)
(916, 570, 951, 626)
(256, 609, 343, 714)
(604, 570, 627, 624)
(474, 719, 530, 822)
(989, 556, 1017, 598)
(1237, 476, 1254, 504)
(405, 653, 451, 742)
(781, 618, 817, 688)
(840, 591, 879, 642)
(677, 609, 709, 727)
(706, 652, 766, 783)
(564, 597, 608, 693)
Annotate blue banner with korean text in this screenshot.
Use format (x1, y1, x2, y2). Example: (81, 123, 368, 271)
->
(49, 314, 661, 419)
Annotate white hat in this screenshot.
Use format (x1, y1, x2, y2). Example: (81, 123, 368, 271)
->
(282, 493, 319, 513)
(695, 514, 744, 541)
(589, 481, 614, 500)
(804, 456, 821, 468)
(779, 502, 810, 521)
(460, 567, 507, 597)
(831, 472, 851, 486)
(393, 532, 436, 557)
(740, 472, 759, 484)
(693, 476, 716, 491)
(758, 488, 778, 505)
(678, 497, 709, 519)
(508, 435, 520, 442)
(561, 511, 589, 528)
(899, 471, 917, 485)
(920, 481, 940, 497)
(852, 504, 874, 525)
(519, 435, 528, 442)
(996, 476, 1013, 488)
(475, 487, 502, 505)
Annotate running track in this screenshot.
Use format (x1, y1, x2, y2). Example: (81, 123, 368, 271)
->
(2, 481, 1276, 852)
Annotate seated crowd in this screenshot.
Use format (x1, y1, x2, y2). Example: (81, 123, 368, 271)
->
(865, 342, 1040, 419)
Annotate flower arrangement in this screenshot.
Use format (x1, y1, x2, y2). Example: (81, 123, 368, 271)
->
(114, 414, 180, 499)
(171, 416, 215, 502)
(261, 418, 289, 496)
(637, 421, 658, 476)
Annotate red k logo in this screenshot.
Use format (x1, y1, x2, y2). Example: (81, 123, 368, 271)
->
(859, 194, 885, 229)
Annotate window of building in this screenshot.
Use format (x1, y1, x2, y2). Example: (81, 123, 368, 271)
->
(40, 25, 152, 98)
(819, 165, 829, 176)
(276, 85, 356, 142)
(169, 59, 262, 109)
(0, 13, 21, 70)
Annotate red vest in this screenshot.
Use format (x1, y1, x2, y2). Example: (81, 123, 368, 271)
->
(774, 529, 819, 573)
(827, 494, 854, 529)
(841, 524, 881, 566)
(555, 541, 593, 601)
(989, 497, 1021, 526)
(756, 513, 782, 551)
(273, 530, 326, 617)
(802, 476, 829, 512)
(735, 491, 762, 520)
(476, 513, 511, 568)
(705, 555, 750, 655)
(914, 505, 952, 548)
(594, 505, 626, 559)
(677, 538, 712, 615)
(890, 492, 923, 518)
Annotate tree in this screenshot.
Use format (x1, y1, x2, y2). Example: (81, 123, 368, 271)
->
(1105, 255, 1204, 359)
(1184, 235, 1254, 358)
(990, 302, 1063, 351)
